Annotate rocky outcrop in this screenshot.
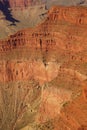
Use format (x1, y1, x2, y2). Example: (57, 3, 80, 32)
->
(0, 6, 87, 130)
(58, 90, 87, 130)
(1, 0, 44, 9)
(0, 0, 47, 39)
(9, 0, 33, 8)
(52, 95, 87, 130)
(48, 6, 87, 25)
(1, 6, 87, 51)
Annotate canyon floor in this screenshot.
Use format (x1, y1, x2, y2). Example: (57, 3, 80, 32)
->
(0, 5, 87, 130)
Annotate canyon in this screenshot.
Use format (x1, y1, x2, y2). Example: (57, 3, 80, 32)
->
(0, 0, 47, 39)
(0, 5, 87, 130)
(0, 0, 87, 39)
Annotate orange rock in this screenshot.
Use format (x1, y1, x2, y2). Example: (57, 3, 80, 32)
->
(82, 80, 87, 101)
(0, 5, 87, 130)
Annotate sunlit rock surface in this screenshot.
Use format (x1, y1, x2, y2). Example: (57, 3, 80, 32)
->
(1, 0, 87, 39)
(0, 5, 87, 130)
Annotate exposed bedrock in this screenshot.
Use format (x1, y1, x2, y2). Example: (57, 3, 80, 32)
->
(0, 6, 87, 130)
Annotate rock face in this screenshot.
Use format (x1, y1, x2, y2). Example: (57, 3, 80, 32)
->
(0, 6, 87, 130)
(9, 0, 32, 8)
(0, 0, 44, 9)
(9, 0, 87, 9)
(48, 6, 87, 25)
(8, 0, 43, 9)
(82, 79, 87, 101)
(0, 0, 47, 39)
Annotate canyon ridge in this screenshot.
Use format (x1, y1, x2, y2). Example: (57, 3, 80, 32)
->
(0, 3, 87, 130)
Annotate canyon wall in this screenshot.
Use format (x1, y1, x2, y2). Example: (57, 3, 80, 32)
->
(0, 6, 87, 130)
(48, 6, 87, 25)
(8, 0, 44, 9)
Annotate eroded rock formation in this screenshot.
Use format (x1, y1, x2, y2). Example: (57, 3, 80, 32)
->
(48, 6, 87, 25)
(0, 0, 47, 39)
(1, 0, 44, 9)
(0, 6, 87, 130)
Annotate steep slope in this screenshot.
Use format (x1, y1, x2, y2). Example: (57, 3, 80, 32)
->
(56, 80, 87, 130)
(3, 0, 87, 9)
(8, 0, 45, 9)
(0, 6, 87, 130)
(1, 0, 87, 39)
(0, 0, 47, 39)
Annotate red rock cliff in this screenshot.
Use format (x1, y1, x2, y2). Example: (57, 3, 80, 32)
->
(48, 6, 87, 25)
(0, 6, 87, 130)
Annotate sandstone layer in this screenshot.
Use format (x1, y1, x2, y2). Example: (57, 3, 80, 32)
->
(0, 6, 87, 130)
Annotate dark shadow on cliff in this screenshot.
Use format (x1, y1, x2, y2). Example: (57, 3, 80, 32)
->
(77, 0, 86, 5)
(0, 0, 20, 26)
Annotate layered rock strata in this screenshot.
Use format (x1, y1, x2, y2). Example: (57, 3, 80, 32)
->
(0, 6, 87, 130)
